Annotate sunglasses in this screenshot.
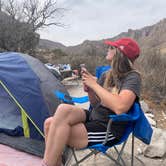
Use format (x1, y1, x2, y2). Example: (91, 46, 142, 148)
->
(108, 46, 115, 50)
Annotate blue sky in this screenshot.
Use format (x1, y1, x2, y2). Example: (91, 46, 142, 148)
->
(38, 0, 166, 46)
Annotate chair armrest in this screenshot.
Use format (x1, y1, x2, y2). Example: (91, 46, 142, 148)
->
(109, 113, 134, 122)
(71, 96, 89, 103)
(109, 102, 140, 122)
(54, 90, 89, 104)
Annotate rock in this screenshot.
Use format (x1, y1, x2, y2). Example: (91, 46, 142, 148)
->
(140, 100, 151, 113)
(145, 115, 156, 127)
(145, 113, 155, 119)
(137, 147, 143, 155)
(161, 158, 166, 166)
(144, 127, 166, 158)
(144, 141, 166, 158)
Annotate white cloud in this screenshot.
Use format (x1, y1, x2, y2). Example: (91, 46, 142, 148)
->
(38, 0, 166, 46)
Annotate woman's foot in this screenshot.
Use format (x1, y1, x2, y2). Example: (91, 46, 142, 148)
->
(41, 159, 63, 166)
(41, 160, 49, 166)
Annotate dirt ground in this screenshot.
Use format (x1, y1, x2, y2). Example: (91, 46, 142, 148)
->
(142, 98, 166, 130)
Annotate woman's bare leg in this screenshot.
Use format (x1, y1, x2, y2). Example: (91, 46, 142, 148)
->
(67, 123, 88, 149)
(43, 104, 88, 166)
(44, 117, 53, 144)
(44, 117, 62, 166)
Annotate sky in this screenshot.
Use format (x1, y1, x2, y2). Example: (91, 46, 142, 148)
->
(38, 0, 166, 46)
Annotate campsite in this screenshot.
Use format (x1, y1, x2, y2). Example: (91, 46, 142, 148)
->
(0, 52, 166, 166)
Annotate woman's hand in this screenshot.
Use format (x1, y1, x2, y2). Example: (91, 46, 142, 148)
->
(81, 69, 98, 90)
(83, 83, 89, 92)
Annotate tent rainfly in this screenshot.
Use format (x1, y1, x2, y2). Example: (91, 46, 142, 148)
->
(0, 52, 69, 140)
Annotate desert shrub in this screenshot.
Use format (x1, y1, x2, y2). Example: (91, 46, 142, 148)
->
(52, 49, 68, 57)
(45, 51, 107, 74)
(138, 49, 166, 100)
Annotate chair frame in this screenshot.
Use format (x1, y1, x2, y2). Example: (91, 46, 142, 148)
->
(54, 90, 142, 166)
(70, 119, 135, 166)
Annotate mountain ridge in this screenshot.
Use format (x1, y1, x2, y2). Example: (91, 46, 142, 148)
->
(39, 39, 66, 50)
(39, 18, 166, 57)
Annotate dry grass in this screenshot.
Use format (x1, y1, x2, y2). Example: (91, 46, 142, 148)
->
(137, 49, 166, 103)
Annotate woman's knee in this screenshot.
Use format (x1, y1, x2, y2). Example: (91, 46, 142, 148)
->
(54, 103, 74, 117)
(56, 103, 73, 111)
(44, 117, 53, 131)
(53, 104, 85, 125)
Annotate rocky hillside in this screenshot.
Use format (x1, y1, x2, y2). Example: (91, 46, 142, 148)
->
(67, 18, 166, 58)
(38, 18, 166, 53)
(39, 18, 166, 56)
(39, 39, 66, 50)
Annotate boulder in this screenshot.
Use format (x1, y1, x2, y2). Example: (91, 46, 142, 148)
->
(144, 127, 166, 158)
(145, 114, 156, 127)
(140, 100, 151, 113)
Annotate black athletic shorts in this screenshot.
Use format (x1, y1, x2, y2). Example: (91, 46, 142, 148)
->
(83, 110, 119, 147)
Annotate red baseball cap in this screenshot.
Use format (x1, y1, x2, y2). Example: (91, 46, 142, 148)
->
(104, 38, 140, 61)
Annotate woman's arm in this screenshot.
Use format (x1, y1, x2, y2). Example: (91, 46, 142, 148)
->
(82, 71, 136, 114)
(87, 89, 100, 106)
(90, 84, 136, 114)
(81, 68, 100, 106)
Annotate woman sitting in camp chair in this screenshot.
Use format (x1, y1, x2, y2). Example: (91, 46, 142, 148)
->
(41, 38, 141, 166)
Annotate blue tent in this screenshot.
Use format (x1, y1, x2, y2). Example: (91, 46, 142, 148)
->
(0, 52, 69, 140)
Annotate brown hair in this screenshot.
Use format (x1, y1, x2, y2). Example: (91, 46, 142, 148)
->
(103, 48, 135, 91)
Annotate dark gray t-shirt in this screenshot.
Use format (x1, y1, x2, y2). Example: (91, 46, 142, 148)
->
(90, 71, 141, 139)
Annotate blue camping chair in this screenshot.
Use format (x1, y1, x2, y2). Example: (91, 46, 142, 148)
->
(54, 66, 153, 166)
(95, 65, 111, 79)
(54, 91, 153, 166)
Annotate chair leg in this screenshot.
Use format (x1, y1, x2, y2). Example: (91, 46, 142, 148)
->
(71, 148, 79, 166)
(131, 134, 134, 166)
(114, 134, 135, 166)
(104, 152, 123, 166)
(71, 149, 97, 166)
(115, 141, 127, 164)
(114, 144, 127, 166)
(71, 135, 135, 166)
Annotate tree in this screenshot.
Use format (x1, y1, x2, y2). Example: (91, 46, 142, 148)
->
(0, 11, 39, 52)
(2, 0, 65, 32)
(0, 0, 65, 52)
